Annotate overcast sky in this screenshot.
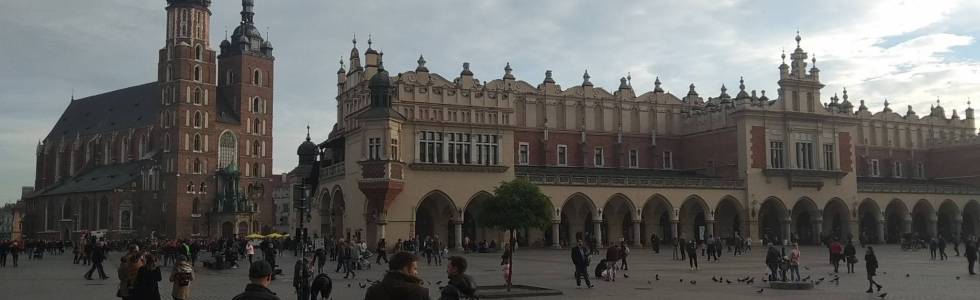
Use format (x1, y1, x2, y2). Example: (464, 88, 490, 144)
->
(2, 0, 979, 204)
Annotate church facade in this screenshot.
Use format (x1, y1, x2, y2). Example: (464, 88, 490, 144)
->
(24, 0, 275, 240)
(291, 33, 980, 249)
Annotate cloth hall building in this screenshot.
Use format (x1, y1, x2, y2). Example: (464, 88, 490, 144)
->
(24, 0, 275, 240)
(297, 35, 980, 250)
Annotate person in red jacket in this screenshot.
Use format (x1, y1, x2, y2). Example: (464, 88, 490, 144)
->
(829, 239, 844, 273)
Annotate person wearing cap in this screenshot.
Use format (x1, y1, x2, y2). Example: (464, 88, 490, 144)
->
(364, 252, 430, 300)
(232, 260, 280, 300)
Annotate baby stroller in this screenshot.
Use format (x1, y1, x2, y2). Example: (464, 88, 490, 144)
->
(356, 252, 373, 270)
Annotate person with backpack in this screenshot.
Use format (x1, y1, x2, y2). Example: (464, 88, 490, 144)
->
(170, 259, 194, 300)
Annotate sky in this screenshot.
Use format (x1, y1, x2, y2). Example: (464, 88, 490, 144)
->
(1, 0, 979, 204)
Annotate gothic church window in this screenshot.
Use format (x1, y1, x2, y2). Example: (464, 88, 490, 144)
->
(193, 111, 203, 128)
(193, 134, 202, 152)
(195, 45, 203, 60)
(253, 69, 262, 86)
(194, 65, 202, 82)
(193, 88, 202, 105)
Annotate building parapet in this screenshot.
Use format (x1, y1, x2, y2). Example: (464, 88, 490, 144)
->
(857, 178, 980, 195)
(516, 166, 744, 190)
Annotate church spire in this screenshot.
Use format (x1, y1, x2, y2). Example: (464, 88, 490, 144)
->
(241, 0, 255, 24)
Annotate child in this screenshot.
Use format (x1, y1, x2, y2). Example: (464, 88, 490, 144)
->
(170, 259, 194, 300)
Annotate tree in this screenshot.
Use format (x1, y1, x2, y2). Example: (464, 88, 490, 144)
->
(477, 179, 553, 291)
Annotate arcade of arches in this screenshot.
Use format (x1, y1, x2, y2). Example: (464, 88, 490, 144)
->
(397, 191, 980, 249)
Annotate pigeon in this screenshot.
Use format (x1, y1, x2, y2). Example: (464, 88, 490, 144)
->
(358, 283, 366, 289)
(956, 276, 961, 280)
(746, 278, 755, 284)
(762, 278, 767, 283)
(726, 280, 732, 284)
(656, 274, 661, 281)
(803, 266, 810, 271)
(647, 280, 652, 285)
(436, 281, 443, 285)
(878, 293, 887, 298)
(680, 279, 685, 283)
(755, 288, 764, 294)
(905, 274, 910, 278)
(624, 274, 630, 278)
(712, 277, 719, 282)
(347, 283, 351, 288)
(690, 280, 697, 285)
(817, 277, 825, 282)
(427, 281, 431, 285)
(802, 275, 811, 281)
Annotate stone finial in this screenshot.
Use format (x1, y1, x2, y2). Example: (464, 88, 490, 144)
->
(795, 30, 802, 48)
(582, 70, 592, 86)
(619, 77, 629, 90)
(503, 62, 514, 80)
(654, 76, 663, 93)
(543, 70, 555, 84)
(688, 83, 698, 97)
(739, 77, 745, 91)
(415, 54, 428, 72)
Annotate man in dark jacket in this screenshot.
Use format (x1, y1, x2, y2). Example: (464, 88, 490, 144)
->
(965, 237, 978, 275)
(84, 242, 108, 280)
(440, 256, 477, 300)
(232, 260, 280, 300)
(364, 252, 430, 300)
(765, 244, 782, 281)
(571, 240, 593, 288)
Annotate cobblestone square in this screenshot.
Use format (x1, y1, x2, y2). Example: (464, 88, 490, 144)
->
(0, 245, 977, 300)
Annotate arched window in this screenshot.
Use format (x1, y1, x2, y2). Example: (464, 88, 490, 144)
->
(195, 45, 203, 60)
(251, 164, 259, 178)
(193, 111, 203, 128)
(194, 65, 202, 82)
(226, 70, 235, 85)
(253, 69, 262, 86)
(193, 134, 202, 152)
(253, 119, 261, 134)
(218, 132, 237, 168)
(187, 181, 194, 193)
(193, 158, 202, 173)
(120, 138, 129, 161)
(252, 97, 261, 113)
(193, 88, 202, 105)
(163, 133, 171, 152)
(167, 65, 174, 81)
(252, 141, 261, 157)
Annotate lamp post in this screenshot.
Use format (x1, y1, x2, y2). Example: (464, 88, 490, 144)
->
(294, 184, 311, 300)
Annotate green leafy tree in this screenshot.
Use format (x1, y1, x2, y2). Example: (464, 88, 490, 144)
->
(477, 179, 553, 291)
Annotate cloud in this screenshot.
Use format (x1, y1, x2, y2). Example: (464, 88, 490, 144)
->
(0, 0, 979, 203)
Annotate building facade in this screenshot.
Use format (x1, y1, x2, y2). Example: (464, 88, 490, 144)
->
(24, 0, 275, 240)
(294, 35, 980, 249)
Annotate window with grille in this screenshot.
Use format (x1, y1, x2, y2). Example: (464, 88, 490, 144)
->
(518, 143, 529, 165)
(594, 147, 604, 167)
(870, 159, 880, 177)
(368, 137, 382, 160)
(557, 145, 568, 166)
(769, 141, 785, 168)
(629, 149, 639, 168)
(662, 151, 673, 170)
(823, 143, 835, 170)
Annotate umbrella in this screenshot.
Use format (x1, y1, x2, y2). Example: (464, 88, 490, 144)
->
(266, 233, 284, 239)
(246, 233, 265, 239)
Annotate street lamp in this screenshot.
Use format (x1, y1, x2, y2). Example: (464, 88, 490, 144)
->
(293, 184, 311, 300)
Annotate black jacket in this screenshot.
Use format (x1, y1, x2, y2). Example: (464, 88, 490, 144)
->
(232, 283, 281, 300)
(132, 266, 162, 300)
(571, 246, 589, 267)
(439, 273, 477, 300)
(966, 243, 978, 260)
(765, 247, 781, 264)
(364, 271, 431, 300)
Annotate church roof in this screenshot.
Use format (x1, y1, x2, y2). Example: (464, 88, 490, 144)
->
(34, 160, 147, 197)
(44, 82, 160, 142)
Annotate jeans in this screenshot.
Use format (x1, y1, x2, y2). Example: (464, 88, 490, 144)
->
(689, 255, 698, 269)
(789, 265, 801, 281)
(767, 263, 779, 281)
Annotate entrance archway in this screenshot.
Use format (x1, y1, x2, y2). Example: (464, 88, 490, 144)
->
(319, 192, 330, 237)
(759, 197, 788, 244)
(221, 221, 234, 238)
(714, 196, 744, 240)
(641, 195, 673, 246)
(560, 193, 597, 247)
(885, 199, 910, 243)
(938, 200, 960, 240)
(792, 197, 819, 245)
(823, 198, 851, 242)
(331, 188, 346, 240)
(238, 221, 249, 236)
(602, 194, 637, 245)
(858, 198, 882, 244)
(912, 199, 936, 238)
(463, 192, 493, 247)
(415, 191, 457, 245)
(964, 200, 980, 238)
(679, 195, 709, 242)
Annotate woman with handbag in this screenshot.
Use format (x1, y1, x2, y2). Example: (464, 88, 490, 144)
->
(844, 241, 857, 274)
(865, 246, 883, 293)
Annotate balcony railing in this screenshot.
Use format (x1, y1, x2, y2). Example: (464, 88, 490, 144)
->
(320, 162, 346, 180)
(359, 160, 405, 181)
(516, 166, 744, 190)
(857, 179, 980, 195)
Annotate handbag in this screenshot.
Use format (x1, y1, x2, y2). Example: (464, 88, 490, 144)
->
(847, 256, 858, 264)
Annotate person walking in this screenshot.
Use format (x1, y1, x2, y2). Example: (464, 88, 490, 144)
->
(965, 237, 978, 275)
(650, 234, 660, 254)
(939, 236, 948, 260)
(953, 235, 961, 257)
(619, 241, 630, 271)
(364, 252, 430, 300)
(501, 243, 513, 288)
(170, 259, 194, 300)
(334, 239, 347, 273)
(118, 253, 143, 300)
(829, 239, 843, 273)
(343, 241, 356, 279)
(0, 241, 8, 268)
(766, 244, 782, 282)
(686, 240, 698, 271)
(376, 238, 389, 265)
(245, 242, 255, 264)
(232, 260, 280, 300)
(133, 253, 163, 300)
(84, 241, 109, 280)
(844, 240, 857, 274)
(788, 243, 802, 281)
(864, 247, 883, 293)
(10, 240, 19, 267)
(571, 240, 593, 288)
(929, 237, 938, 260)
(439, 256, 477, 300)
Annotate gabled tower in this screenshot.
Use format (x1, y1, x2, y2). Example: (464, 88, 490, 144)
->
(159, 0, 220, 237)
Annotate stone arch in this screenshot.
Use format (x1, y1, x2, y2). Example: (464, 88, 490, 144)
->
(964, 200, 980, 238)
(714, 195, 745, 240)
(318, 191, 331, 236)
(823, 198, 851, 242)
(641, 194, 674, 246)
(884, 199, 911, 243)
(857, 198, 883, 244)
(415, 190, 458, 246)
(912, 199, 936, 238)
(759, 197, 788, 244)
(679, 195, 710, 242)
(602, 194, 638, 245)
(791, 197, 820, 245)
(937, 199, 960, 239)
(462, 191, 494, 247)
(238, 221, 249, 236)
(221, 221, 234, 238)
(560, 193, 598, 247)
